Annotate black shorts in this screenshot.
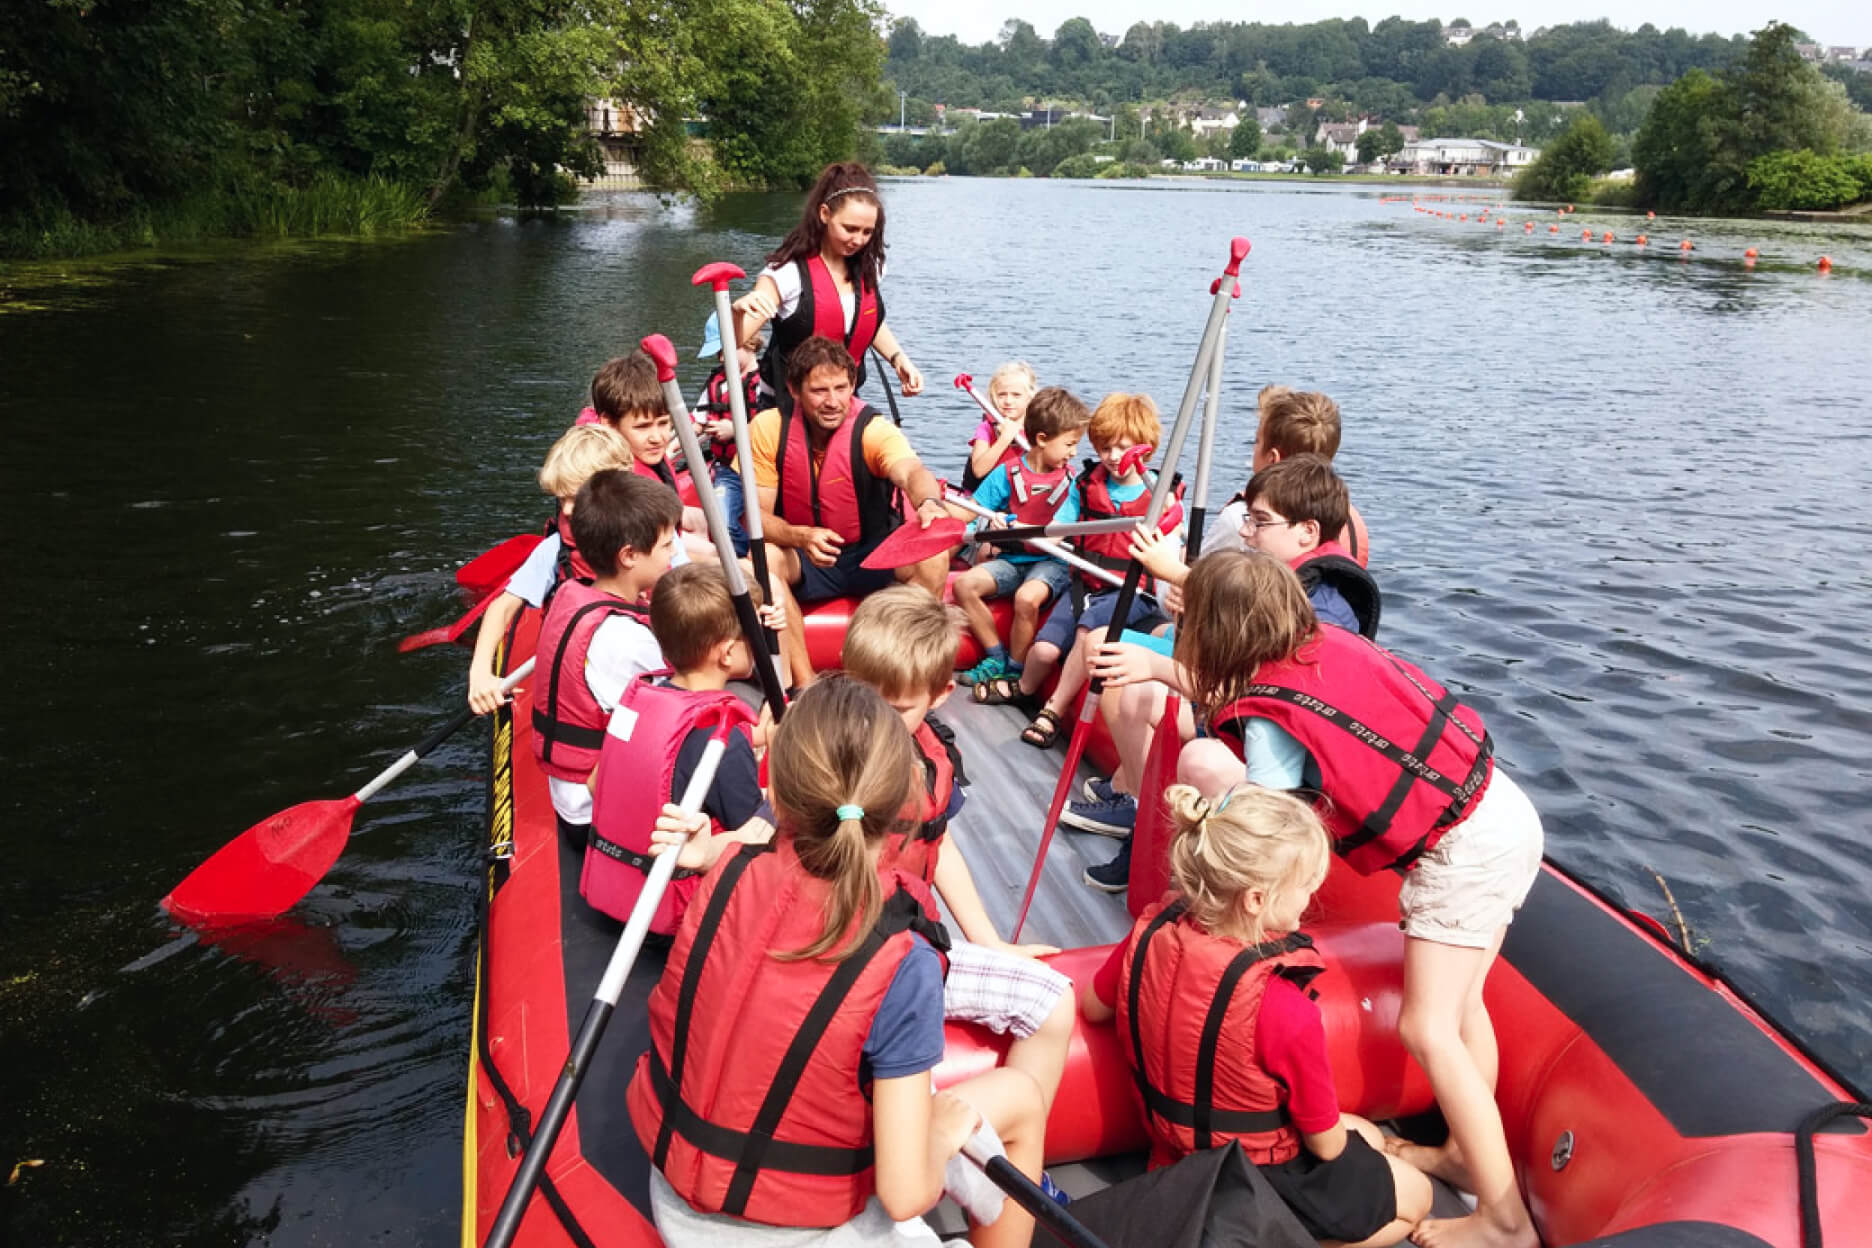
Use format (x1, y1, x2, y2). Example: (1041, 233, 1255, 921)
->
(1259, 1131, 1397, 1243)
(793, 536, 899, 604)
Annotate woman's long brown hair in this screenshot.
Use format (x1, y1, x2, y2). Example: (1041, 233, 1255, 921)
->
(768, 675, 918, 961)
(766, 162, 887, 289)
(1175, 550, 1319, 717)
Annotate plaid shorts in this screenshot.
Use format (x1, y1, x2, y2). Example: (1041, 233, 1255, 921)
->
(942, 940, 1071, 1038)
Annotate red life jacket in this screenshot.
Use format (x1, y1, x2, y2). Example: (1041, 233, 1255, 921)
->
(886, 716, 964, 895)
(626, 841, 947, 1226)
(630, 454, 702, 508)
(1291, 541, 1382, 640)
(1210, 627, 1494, 874)
(549, 511, 595, 589)
(531, 579, 651, 784)
(1003, 456, 1075, 527)
(1076, 462, 1184, 590)
(762, 256, 885, 395)
(700, 368, 760, 464)
(1117, 898, 1325, 1168)
(773, 397, 903, 545)
(585, 675, 758, 933)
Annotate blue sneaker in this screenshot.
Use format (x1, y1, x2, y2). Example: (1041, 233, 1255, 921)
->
(1060, 792, 1137, 838)
(1038, 1171, 1071, 1206)
(1083, 839, 1131, 893)
(958, 649, 1008, 687)
(1081, 775, 1121, 804)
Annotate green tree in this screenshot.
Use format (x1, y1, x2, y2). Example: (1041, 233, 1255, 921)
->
(1378, 120, 1405, 156)
(1052, 18, 1104, 69)
(1631, 68, 1726, 210)
(1229, 119, 1262, 159)
(1302, 146, 1344, 173)
(1356, 129, 1382, 163)
(1513, 113, 1615, 200)
(888, 17, 923, 61)
(1746, 150, 1869, 209)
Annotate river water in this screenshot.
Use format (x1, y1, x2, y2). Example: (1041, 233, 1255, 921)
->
(2, 179, 1869, 1244)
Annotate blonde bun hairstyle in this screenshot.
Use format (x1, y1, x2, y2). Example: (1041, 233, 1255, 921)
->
(1165, 783, 1331, 941)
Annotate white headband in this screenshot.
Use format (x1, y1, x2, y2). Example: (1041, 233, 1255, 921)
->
(824, 186, 874, 203)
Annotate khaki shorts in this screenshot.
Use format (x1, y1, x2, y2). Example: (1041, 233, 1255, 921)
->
(1398, 767, 1545, 949)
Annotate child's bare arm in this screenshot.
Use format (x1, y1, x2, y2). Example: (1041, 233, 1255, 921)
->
(967, 419, 1023, 479)
(1078, 978, 1115, 1023)
(932, 846, 1060, 958)
(467, 593, 526, 714)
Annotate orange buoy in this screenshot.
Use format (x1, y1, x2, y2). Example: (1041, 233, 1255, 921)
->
(1460, 214, 1468, 221)
(1744, 248, 1758, 259)
(1567, 204, 1575, 213)
(1602, 231, 1615, 243)
(1524, 221, 1535, 232)
(1496, 219, 1504, 228)
(1818, 256, 1832, 271)
(1635, 234, 1648, 246)
(1679, 239, 1693, 252)
(1647, 211, 1656, 220)
(1549, 224, 1560, 233)
(1582, 229, 1593, 240)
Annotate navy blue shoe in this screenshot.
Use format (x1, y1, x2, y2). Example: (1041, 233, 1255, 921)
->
(1061, 792, 1137, 838)
(1083, 840, 1132, 893)
(1039, 1171, 1071, 1206)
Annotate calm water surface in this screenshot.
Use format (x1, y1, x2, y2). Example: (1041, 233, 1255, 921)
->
(2, 179, 1869, 1244)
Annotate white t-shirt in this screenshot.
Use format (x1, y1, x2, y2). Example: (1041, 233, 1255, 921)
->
(1203, 498, 1251, 557)
(760, 259, 887, 330)
(547, 612, 665, 825)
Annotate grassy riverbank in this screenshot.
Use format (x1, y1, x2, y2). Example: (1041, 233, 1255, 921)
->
(0, 176, 432, 262)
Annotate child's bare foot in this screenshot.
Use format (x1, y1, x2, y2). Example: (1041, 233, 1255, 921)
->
(1385, 1137, 1474, 1192)
(1411, 1208, 1539, 1248)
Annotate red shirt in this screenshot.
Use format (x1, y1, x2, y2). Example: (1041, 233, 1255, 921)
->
(1091, 938, 1340, 1137)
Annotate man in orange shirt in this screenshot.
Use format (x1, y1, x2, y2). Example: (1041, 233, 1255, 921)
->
(751, 335, 952, 607)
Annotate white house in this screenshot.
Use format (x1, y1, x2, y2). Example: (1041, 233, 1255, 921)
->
(1392, 137, 1539, 176)
(1188, 108, 1241, 139)
(1317, 119, 1420, 163)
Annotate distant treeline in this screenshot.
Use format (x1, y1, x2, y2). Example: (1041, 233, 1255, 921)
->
(0, 0, 885, 257)
(883, 16, 1872, 152)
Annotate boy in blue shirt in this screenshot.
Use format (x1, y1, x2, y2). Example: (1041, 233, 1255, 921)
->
(953, 387, 1090, 688)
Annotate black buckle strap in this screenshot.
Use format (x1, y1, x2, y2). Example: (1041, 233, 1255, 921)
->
(588, 831, 699, 880)
(646, 1050, 875, 1177)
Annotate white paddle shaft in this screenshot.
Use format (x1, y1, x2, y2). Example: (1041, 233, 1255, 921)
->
(353, 657, 535, 803)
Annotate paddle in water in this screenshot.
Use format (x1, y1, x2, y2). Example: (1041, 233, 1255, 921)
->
(396, 583, 502, 653)
(162, 657, 536, 925)
(1012, 237, 1248, 943)
(481, 713, 736, 1248)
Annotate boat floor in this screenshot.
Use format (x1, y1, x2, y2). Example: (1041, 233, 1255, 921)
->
(551, 687, 1470, 1238)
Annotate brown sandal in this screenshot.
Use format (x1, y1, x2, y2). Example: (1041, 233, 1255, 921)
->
(974, 676, 1021, 705)
(1020, 707, 1063, 749)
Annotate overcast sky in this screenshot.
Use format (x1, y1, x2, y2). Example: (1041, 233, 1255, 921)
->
(886, 1, 1865, 53)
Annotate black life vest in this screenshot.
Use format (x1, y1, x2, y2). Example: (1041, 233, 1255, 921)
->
(1292, 542, 1382, 639)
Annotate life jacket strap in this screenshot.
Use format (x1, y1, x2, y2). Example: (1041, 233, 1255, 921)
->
(587, 830, 699, 880)
(646, 1049, 875, 1177)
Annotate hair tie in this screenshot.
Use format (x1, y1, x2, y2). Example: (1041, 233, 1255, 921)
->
(824, 186, 872, 203)
(1214, 789, 1236, 813)
(835, 804, 865, 823)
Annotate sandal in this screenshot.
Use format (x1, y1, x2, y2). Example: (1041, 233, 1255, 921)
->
(1020, 707, 1063, 749)
(973, 675, 1022, 705)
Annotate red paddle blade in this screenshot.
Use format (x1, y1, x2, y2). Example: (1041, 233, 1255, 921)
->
(860, 517, 969, 569)
(161, 795, 362, 925)
(398, 586, 500, 653)
(455, 534, 542, 596)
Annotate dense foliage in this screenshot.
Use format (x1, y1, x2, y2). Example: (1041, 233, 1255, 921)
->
(0, 0, 885, 255)
(884, 15, 1753, 147)
(1632, 23, 1872, 213)
(1512, 114, 1615, 200)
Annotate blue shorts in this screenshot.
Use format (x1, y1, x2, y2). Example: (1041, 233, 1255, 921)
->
(713, 467, 749, 558)
(979, 556, 1072, 604)
(793, 534, 898, 604)
(1035, 588, 1170, 654)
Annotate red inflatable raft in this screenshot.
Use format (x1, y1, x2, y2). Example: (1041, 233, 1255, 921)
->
(463, 601, 1872, 1248)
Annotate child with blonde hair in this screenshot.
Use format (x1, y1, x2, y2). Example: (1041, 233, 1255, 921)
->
(467, 424, 634, 714)
(961, 360, 1038, 492)
(1109, 550, 1544, 1248)
(1080, 782, 1431, 1246)
(632, 678, 1051, 1248)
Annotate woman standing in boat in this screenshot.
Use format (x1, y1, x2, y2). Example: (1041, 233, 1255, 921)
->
(732, 163, 924, 404)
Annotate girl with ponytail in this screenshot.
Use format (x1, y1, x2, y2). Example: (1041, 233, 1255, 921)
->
(632, 677, 1050, 1248)
(1080, 782, 1432, 1247)
(731, 162, 924, 401)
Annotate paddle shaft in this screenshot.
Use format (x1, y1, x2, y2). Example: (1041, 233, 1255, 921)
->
(1013, 246, 1243, 941)
(957, 375, 1030, 450)
(657, 372, 789, 721)
(970, 516, 1137, 544)
(1186, 317, 1227, 560)
(943, 492, 1134, 595)
(961, 1136, 1110, 1248)
(483, 733, 728, 1248)
(706, 286, 781, 660)
(354, 658, 535, 803)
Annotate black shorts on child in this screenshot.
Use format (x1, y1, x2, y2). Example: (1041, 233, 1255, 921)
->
(1259, 1130, 1396, 1243)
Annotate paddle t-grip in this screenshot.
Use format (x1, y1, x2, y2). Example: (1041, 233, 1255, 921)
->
(1224, 236, 1251, 276)
(642, 333, 679, 383)
(691, 262, 746, 291)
